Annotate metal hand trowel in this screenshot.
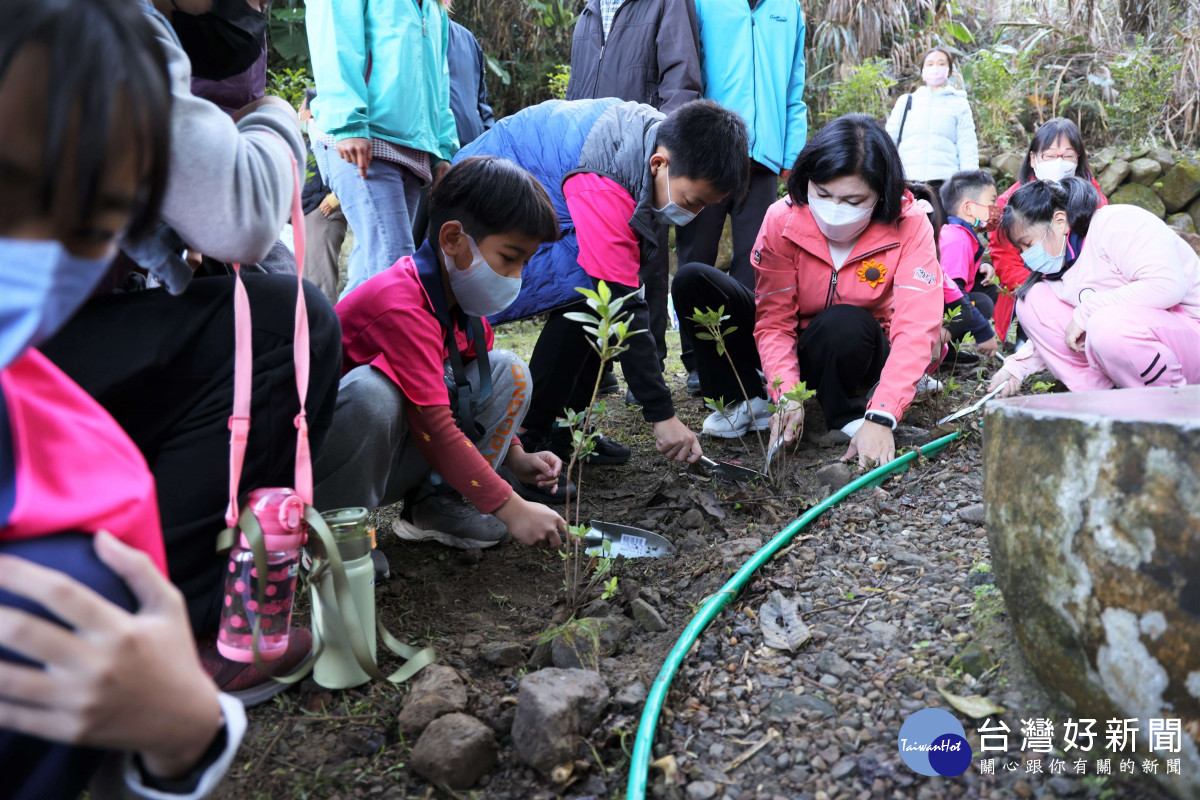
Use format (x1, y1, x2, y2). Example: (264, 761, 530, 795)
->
(583, 521, 676, 559)
(764, 435, 784, 475)
(699, 455, 764, 483)
(937, 383, 1007, 426)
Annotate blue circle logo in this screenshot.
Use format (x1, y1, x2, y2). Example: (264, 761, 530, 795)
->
(898, 708, 972, 776)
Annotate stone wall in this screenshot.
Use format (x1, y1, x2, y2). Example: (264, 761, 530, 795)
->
(984, 147, 1200, 252)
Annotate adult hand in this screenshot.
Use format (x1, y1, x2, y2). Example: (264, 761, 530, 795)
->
(988, 368, 1022, 398)
(432, 160, 451, 188)
(779, 168, 792, 181)
(494, 494, 565, 549)
(768, 402, 804, 449)
(653, 416, 702, 463)
(977, 336, 999, 359)
(337, 138, 372, 179)
(318, 194, 339, 218)
(0, 532, 224, 780)
(506, 448, 562, 491)
(1064, 318, 1086, 353)
(841, 420, 896, 470)
(939, 327, 952, 347)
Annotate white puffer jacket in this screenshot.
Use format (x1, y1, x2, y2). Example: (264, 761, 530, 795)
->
(884, 85, 980, 183)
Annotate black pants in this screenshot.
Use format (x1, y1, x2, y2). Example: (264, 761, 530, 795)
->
(947, 289, 997, 342)
(672, 263, 765, 406)
(640, 227, 670, 367)
(675, 163, 779, 370)
(41, 275, 342, 635)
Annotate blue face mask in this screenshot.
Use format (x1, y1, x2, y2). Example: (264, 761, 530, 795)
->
(655, 164, 698, 227)
(1020, 225, 1067, 275)
(0, 238, 112, 370)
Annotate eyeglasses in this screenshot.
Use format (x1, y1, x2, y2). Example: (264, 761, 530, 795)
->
(1037, 153, 1078, 161)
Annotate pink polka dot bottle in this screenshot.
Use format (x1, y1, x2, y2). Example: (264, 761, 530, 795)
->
(217, 488, 308, 663)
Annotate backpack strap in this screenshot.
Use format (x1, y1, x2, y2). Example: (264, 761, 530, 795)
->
(896, 93, 913, 146)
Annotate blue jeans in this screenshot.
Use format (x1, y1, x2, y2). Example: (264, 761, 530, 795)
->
(313, 141, 423, 299)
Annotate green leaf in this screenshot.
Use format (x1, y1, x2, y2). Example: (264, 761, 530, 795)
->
(946, 21, 974, 44)
(695, 332, 714, 341)
(563, 312, 598, 325)
(724, 326, 738, 336)
(484, 54, 511, 86)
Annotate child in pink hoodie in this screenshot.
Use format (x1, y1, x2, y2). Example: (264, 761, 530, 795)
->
(989, 177, 1200, 395)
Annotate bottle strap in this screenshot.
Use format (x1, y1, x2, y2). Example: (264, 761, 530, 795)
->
(444, 314, 492, 438)
(225, 141, 312, 528)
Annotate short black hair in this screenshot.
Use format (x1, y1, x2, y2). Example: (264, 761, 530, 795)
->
(656, 99, 749, 198)
(786, 114, 907, 225)
(940, 169, 996, 217)
(1001, 176, 1099, 299)
(1017, 118, 1092, 184)
(908, 181, 945, 259)
(427, 156, 560, 246)
(0, 0, 172, 239)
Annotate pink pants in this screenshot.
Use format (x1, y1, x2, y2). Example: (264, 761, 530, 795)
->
(1016, 282, 1200, 391)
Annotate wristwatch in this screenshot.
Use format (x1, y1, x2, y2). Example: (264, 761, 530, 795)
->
(864, 411, 897, 430)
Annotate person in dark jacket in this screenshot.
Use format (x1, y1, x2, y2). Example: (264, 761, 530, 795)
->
(448, 19, 496, 147)
(300, 89, 348, 305)
(567, 0, 701, 399)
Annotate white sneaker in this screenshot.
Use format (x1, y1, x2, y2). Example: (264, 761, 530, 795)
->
(702, 397, 772, 438)
(916, 374, 944, 394)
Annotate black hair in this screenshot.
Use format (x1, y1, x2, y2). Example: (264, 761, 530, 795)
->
(303, 87, 317, 107)
(907, 181, 945, 260)
(0, 0, 172, 239)
(1001, 177, 1098, 298)
(656, 99, 749, 199)
(940, 169, 996, 218)
(786, 114, 908, 225)
(921, 46, 955, 74)
(1017, 118, 1092, 184)
(427, 156, 560, 246)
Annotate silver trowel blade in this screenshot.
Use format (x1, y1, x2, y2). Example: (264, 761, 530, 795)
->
(583, 520, 677, 559)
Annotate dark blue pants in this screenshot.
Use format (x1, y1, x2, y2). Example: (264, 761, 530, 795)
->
(0, 533, 136, 800)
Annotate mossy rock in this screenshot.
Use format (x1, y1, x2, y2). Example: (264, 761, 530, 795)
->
(1147, 146, 1176, 173)
(1188, 197, 1200, 233)
(1110, 182, 1166, 219)
(990, 152, 1024, 180)
(1158, 162, 1200, 213)
(1089, 146, 1117, 174)
(1166, 213, 1197, 234)
(1128, 157, 1163, 186)
(1098, 160, 1130, 197)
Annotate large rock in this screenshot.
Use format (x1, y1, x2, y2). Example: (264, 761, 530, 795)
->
(1148, 146, 1176, 173)
(397, 664, 468, 737)
(1129, 157, 1163, 186)
(1167, 213, 1198, 235)
(1180, 231, 1200, 257)
(1187, 197, 1200, 232)
(984, 386, 1200, 800)
(550, 616, 633, 669)
(1098, 159, 1131, 197)
(1110, 182, 1166, 219)
(1089, 146, 1117, 175)
(990, 152, 1024, 180)
(410, 713, 497, 789)
(512, 668, 610, 774)
(1158, 162, 1200, 213)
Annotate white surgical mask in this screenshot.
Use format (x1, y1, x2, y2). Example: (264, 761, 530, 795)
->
(442, 231, 522, 318)
(1033, 157, 1078, 183)
(807, 194, 875, 243)
(922, 64, 950, 87)
(1020, 225, 1067, 275)
(655, 164, 698, 226)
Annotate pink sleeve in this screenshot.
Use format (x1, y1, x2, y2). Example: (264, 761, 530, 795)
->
(752, 204, 804, 402)
(938, 227, 973, 303)
(1000, 340, 1047, 383)
(563, 173, 642, 288)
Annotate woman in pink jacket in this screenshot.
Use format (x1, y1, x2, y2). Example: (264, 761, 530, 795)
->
(673, 115, 944, 468)
(989, 178, 1200, 396)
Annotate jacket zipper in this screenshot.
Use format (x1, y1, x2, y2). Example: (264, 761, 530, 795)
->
(413, 0, 426, 36)
(749, 11, 758, 156)
(592, 0, 630, 99)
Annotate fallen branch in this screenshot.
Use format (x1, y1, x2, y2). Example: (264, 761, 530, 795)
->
(723, 728, 781, 773)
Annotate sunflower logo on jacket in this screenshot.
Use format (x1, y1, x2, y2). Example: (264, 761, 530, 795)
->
(857, 260, 887, 288)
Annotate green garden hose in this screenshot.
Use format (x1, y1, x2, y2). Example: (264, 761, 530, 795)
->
(625, 432, 962, 800)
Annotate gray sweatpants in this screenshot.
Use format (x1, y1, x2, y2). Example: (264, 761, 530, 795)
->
(313, 349, 530, 511)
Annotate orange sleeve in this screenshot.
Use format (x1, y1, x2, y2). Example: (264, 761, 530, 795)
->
(404, 404, 512, 514)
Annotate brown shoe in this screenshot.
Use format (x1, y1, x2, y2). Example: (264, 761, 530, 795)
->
(198, 627, 313, 708)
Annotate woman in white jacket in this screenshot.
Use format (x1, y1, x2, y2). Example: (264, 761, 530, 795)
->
(885, 47, 980, 184)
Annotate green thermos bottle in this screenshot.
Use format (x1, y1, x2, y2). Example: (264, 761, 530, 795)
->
(312, 507, 377, 689)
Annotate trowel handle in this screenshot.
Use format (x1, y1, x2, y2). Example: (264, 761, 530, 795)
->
(581, 530, 604, 546)
(698, 456, 718, 469)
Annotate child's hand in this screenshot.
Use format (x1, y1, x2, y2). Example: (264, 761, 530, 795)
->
(506, 449, 562, 490)
(977, 263, 995, 284)
(653, 417, 702, 463)
(493, 495, 565, 549)
(988, 369, 1021, 398)
(977, 336, 999, 359)
(1064, 319, 1086, 353)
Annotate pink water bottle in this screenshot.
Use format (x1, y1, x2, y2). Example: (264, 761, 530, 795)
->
(217, 488, 308, 662)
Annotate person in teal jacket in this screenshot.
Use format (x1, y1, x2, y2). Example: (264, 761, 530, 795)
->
(306, 0, 459, 298)
(676, 0, 807, 389)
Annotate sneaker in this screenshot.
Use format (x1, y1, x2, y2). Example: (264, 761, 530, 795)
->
(545, 425, 632, 465)
(701, 396, 772, 438)
(597, 366, 620, 396)
(944, 349, 980, 368)
(686, 370, 701, 396)
(405, 492, 510, 549)
(199, 627, 314, 709)
(916, 374, 944, 394)
(499, 466, 576, 505)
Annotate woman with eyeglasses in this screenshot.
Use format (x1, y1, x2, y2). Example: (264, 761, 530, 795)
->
(988, 177, 1200, 397)
(989, 118, 1109, 345)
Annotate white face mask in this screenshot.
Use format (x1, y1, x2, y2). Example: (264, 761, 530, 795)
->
(441, 230, 522, 318)
(654, 164, 698, 226)
(807, 194, 875, 243)
(922, 64, 950, 87)
(1033, 157, 1078, 183)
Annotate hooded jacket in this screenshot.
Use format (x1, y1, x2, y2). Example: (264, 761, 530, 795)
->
(753, 193, 944, 423)
(693, 0, 807, 174)
(565, 0, 702, 113)
(884, 85, 979, 183)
